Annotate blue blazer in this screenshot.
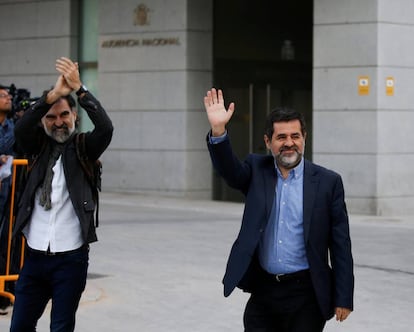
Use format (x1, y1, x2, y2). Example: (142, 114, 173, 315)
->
(207, 134, 354, 320)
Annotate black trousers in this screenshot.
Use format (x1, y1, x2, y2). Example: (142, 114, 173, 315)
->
(243, 268, 326, 332)
(10, 246, 89, 332)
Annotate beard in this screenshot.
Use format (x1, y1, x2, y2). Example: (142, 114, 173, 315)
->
(274, 145, 304, 170)
(44, 123, 75, 143)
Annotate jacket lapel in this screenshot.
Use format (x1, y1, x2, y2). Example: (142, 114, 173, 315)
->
(263, 157, 277, 220)
(303, 160, 319, 243)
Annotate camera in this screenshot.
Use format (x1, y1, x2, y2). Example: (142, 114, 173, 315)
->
(5, 84, 39, 121)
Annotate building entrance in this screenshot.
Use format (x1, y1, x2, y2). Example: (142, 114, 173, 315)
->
(212, 0, 313, 202)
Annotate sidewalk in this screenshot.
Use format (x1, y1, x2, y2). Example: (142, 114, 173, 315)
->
(1, 192, 414, 331)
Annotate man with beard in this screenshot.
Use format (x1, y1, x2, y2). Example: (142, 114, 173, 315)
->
(9, 57, 113, 332)
(203, 88, 354, 332)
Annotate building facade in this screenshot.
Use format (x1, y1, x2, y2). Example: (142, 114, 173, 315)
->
(1, 0, 414, 216)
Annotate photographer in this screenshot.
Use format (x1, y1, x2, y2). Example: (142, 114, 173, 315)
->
(0, 85, 14, 218)
(9, 57, 113, 332)
(0, 85, 15, 313)
(8, 84, 31, 123)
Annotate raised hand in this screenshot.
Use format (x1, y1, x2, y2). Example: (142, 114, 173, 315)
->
(46, 57, 82, 104)
(55, 57, 82, 92)
(55, 73, 72, 96)
(46, 73, 72, 104)
(203, 88, 235, 136)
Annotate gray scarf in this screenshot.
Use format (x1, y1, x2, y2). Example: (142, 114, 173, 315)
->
(38, 142, 65, 210)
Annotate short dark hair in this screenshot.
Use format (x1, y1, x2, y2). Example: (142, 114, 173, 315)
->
(61, 94, 79, 127)
(60, 94, 76, 109)
(41, 89, 76, 109)
(264, 107, 306, 139)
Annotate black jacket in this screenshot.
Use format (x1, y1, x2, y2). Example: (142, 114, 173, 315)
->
(13, 92, 113, 243)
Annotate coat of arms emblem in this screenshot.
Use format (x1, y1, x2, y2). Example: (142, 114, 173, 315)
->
(134, 4, 150, 26)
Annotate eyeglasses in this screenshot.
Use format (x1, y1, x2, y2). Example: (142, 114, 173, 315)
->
(0, 93, 10, 98)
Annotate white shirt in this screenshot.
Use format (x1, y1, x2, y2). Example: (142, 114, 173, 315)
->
(23, 156, 84, 253)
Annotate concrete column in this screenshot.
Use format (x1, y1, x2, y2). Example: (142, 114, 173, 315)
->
(313, 0, 414, 215)
(0, 0, 78, 93)
(99, 0, 213, 198)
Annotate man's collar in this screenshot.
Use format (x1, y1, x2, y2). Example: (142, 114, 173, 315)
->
(0, 114, 9, 126)
(275, 157, 304, 179)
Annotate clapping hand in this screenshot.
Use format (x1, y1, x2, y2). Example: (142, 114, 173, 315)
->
(46, 57, 82, 104)
(55, 57, 82, 92)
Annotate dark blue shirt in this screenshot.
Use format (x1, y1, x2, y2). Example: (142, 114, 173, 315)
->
(0, 118, 15, 155)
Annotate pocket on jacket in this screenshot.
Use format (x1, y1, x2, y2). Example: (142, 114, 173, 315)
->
(83, 199, 95, 212)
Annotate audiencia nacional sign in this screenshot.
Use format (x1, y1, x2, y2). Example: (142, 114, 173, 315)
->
(101, 37, 180, 48)
(101, 4, 180, 48)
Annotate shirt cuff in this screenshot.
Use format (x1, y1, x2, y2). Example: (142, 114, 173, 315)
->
(209, 130, 227, 144)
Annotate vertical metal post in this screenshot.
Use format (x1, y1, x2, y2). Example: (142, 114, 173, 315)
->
(266, 84, 271, 116)
(0, 159, 28, 304)
(249, 84, 254, 153)
(6, 159, 28, 275)
(266, 84, 271, 155)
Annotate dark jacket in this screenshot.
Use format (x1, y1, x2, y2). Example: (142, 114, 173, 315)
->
(13, 92, 113, 244)
(207, 134, 354, 320)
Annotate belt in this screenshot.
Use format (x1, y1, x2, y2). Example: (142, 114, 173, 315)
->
(27, 244, 88, 256)
(270, 269, 310, 282)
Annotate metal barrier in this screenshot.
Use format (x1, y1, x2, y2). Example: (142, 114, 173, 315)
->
(0, 159, 28, 303)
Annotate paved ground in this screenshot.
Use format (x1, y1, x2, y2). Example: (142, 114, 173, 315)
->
(1, 191, 414, 331)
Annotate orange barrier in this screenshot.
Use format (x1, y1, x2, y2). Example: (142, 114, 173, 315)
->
(0, 159, 28, 303)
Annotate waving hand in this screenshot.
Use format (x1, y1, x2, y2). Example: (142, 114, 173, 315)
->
(203, 88, 235, 137)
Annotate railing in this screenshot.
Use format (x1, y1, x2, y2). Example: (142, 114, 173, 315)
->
(0, 159, 28, 303)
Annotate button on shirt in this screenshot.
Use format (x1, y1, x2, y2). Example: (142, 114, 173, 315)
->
(259, 158, 309, 274)
(23, 156, 83, 253)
